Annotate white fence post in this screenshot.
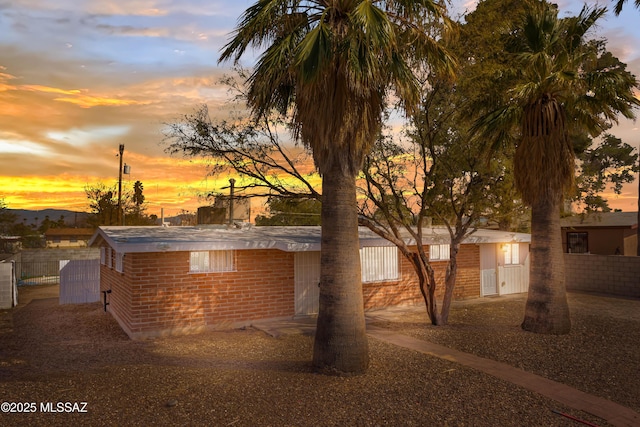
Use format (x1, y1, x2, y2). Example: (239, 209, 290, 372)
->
(0, 262, 17, 309)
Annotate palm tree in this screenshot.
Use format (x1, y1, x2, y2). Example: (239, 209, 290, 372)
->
(220, 0, 454, 372)
(613, 0, 640, 15)
(475, 1, 638, 334)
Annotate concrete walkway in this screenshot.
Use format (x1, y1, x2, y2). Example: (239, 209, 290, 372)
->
(252, 309, 640, 427)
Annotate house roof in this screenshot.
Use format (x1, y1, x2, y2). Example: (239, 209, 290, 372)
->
(44, 228, 94, 238)
(89, 225, 530, 254)
(560, 212, 638, 229)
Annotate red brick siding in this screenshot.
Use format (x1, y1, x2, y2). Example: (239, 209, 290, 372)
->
(103, 248, 294, 339)
(100, 246, 134, 335)
(102, 243, 482, 338)
(432, 244, 481, 300)
(362, 245, 481, 309)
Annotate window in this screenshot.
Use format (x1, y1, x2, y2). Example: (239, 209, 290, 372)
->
(360, 246, 399, 283)
(190, 250, 235, 273)
(115, 252, 124, 273)
(430, 244, 450, 261)
(100, 247, 106, 265)
(105, 247, 112, 268)
(567, 232, 588, 254)
(503, 243, 520, 265)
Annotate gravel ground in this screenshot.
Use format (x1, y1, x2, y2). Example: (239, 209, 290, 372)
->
(0, 285, 638, 426)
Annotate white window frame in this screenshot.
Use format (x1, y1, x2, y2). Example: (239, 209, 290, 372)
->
(190, 250, 236, 273)
(115, 252, 124, 273)
(430, 244, 450, 261)
(100, 247, 106, 265)
(504, 243, 520, 265)
(360, 246, 400, 283)
(105, 247, 112, 269)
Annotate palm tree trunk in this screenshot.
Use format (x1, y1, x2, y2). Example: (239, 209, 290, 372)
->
(522, 197, 571, 334)
(312, 163, 369, 374)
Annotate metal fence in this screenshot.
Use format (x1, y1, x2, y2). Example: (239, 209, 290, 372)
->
(13, 261, 62, 285)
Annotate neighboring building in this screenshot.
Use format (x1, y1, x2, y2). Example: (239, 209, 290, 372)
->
(196, 198, 252, 225)
(561, 212, 638, 256)
(0, 235, 22, 255)
(45, 228, 94, 248)
(89, 225, 531, 339)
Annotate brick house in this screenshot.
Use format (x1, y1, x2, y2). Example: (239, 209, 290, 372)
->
(89, 226, 530, 339)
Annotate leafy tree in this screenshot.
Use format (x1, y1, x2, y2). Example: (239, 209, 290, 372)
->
(359, 70, 515, 326)
(255, 197, 321, 226)
(572, 133, 639, 213)
(0, 198, 17, 234)
(474, 1, 639, 334)
(218, 0, 455, 373)
(165, 99, 320, 202)
(86, 183, 120, 227)
(37, 215, 66, 233)
(86, 181, 156, 227)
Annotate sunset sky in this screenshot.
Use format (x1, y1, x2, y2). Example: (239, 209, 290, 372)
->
(2, 0, 640, 219)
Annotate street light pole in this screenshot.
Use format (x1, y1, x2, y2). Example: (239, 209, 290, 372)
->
(118, 144, 124, 226)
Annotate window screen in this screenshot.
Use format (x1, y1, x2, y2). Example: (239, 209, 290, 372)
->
(430, 244, 450, 261)
(360, 246, 399, 283)
(190, 250, 235, 272)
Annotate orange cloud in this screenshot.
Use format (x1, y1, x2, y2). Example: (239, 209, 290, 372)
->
(54, 94, 150, 108)
(1, 73, 148, 109)
(21, 85, 82, 96)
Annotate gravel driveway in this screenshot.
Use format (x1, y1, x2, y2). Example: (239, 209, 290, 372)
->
(0, 285, 638, 426)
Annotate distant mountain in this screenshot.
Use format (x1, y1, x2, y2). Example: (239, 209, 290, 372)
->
(8, 209, 90, 227)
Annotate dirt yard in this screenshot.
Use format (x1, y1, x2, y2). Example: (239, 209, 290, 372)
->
(0, 285, 638, 426)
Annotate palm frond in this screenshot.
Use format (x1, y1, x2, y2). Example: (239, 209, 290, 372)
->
(220, 0, 456, 175)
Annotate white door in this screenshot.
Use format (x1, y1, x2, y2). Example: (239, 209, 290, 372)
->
(294, 251, 320, 316)
(497, 243, 530, 295)
(480, 244, 498, 296)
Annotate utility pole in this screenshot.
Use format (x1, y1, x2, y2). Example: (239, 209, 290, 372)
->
(228, 178, 236, 226)
(637, 152, 639, 256)
(118, 144, 124, 226)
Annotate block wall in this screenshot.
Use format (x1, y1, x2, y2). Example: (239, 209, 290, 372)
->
(564, 254, 640, 298)
(19, 248, 100, 263)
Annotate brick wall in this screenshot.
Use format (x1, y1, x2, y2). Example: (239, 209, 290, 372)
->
(362, 244, 481, 309)
(101, 247, 295, 339)
(102, 243, 483, 339)
(565, 254, 640, 298)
